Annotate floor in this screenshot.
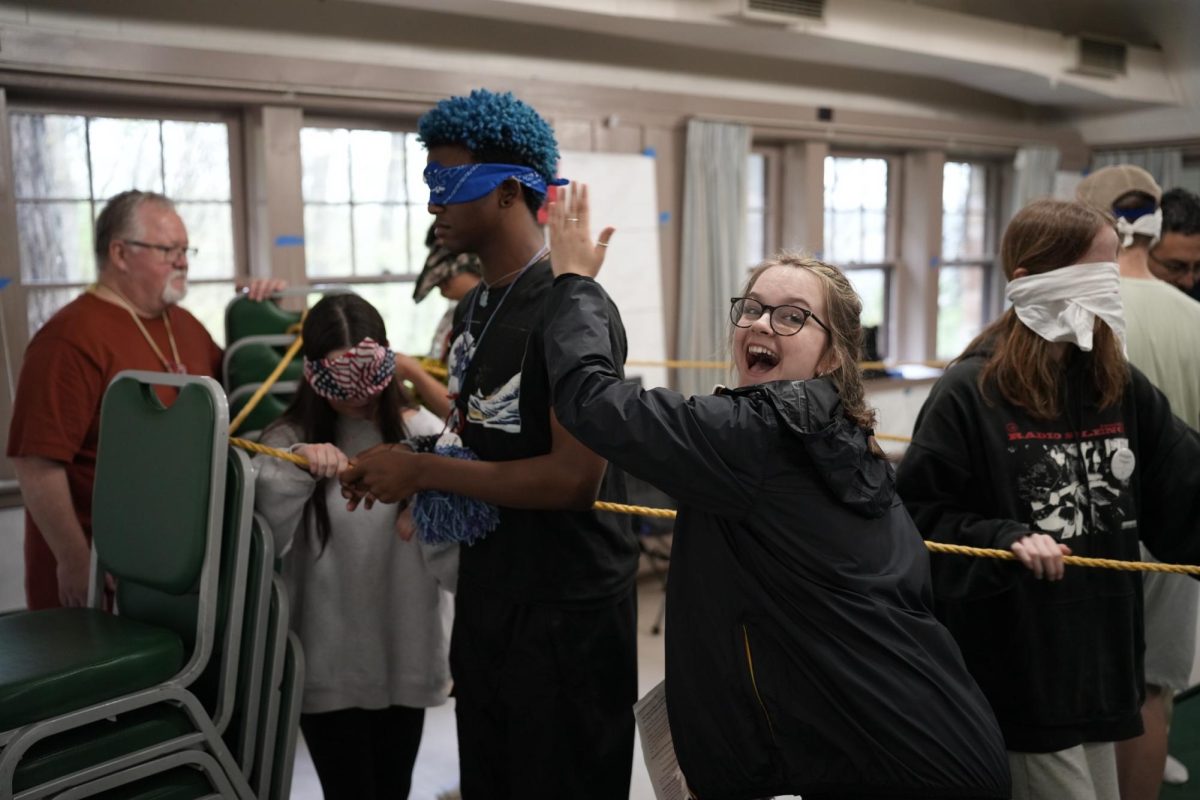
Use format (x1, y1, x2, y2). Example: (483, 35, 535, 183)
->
(287, 575, 670, 800)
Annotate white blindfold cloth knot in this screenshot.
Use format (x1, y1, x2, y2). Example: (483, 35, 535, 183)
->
(1115, 208, 1162, 248)
(1005, 262, 1126, 354)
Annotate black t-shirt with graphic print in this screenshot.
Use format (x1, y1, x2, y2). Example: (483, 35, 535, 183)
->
(447, 259, 639, 604)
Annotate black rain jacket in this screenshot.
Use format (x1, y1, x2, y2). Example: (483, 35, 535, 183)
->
(543, 275, 1011, 800)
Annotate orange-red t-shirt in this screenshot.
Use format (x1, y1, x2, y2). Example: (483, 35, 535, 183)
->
(7, 293, 222, 609)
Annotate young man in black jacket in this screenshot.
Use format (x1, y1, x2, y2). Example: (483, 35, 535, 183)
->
(342, 89, 638, 800)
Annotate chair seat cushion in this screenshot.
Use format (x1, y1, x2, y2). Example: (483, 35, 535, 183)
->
(15, 705, 194, 792)
(0, 609, 184, 731)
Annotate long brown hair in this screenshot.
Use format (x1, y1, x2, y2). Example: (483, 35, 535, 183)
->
(267, 294, 417, 553)
(961, 199, 1127, 419)
(741, 253, 884, 458)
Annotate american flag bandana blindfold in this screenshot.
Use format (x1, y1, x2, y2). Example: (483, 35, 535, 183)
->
(303, 337, 396, 402)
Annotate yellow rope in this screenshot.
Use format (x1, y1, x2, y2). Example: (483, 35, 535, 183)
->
(229, 439, 1199, 576)
(623, 359, 948, 372)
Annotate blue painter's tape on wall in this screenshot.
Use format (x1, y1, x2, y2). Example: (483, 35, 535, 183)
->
(659, 211, 671, 224)
(643, 147, 657, 158)
(929, 256, 941, 268)
(275, 235, 304, 247)
(0, 277, 10, 290)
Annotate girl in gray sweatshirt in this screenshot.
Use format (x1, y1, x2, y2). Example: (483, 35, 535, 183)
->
(254, 293, 456, 800)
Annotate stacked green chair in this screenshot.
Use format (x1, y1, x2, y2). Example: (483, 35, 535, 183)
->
(0, 371, 252, 799)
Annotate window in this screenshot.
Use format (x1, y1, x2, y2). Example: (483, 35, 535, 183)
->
(300, 124, 449, 357)
(10, 110, 241, 344)
(745, 151, 767, 269)
(824, 156, 891, 352)
(938, 161, 994, 360)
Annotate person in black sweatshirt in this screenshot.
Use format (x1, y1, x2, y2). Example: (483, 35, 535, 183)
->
(897, 198, 1200, 800)
(535, 184, 1011, 800)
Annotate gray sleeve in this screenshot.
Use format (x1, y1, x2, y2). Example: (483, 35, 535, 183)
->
(253, 423, 316, 557)
(419, 542, 459, 594)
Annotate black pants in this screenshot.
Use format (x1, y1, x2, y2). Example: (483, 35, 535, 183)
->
(299, 705, 426, 800)
(451, 584, 638, 800)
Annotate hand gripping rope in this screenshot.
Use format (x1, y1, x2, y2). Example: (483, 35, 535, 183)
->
(227, 342, 1199, 574)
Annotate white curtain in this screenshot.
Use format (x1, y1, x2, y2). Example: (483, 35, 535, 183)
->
(676, 119, 750, 398)
(1092, 147, 1184, 191)
(1010, 146, 1061, 219)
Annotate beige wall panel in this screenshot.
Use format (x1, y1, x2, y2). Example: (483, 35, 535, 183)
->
(243, 106, 306, 293)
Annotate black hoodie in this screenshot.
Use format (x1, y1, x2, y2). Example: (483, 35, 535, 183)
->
(543, 275, 1010, 800)
(897, 350, 1200, 753)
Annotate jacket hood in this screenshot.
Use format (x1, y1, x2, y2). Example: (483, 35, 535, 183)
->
(723, 378, 895, 518)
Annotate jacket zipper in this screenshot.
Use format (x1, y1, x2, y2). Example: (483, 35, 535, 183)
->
(742, 624, 777, 742)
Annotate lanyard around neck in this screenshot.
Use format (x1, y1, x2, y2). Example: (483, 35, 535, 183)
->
(88, 284, 184, 373)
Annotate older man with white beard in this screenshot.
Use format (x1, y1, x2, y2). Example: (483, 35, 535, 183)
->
(7, 190, 282, 609)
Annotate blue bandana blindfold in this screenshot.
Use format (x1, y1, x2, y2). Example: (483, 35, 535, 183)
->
(424, 162, 568, 206)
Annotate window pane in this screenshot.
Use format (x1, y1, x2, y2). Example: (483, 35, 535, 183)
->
(824, 157, 889, 265)
(745, 210, 766, 268)
(937, 265, 986, 360)
(301, 128, 351, 203)
(176, 202, 236, 280)
(163, 121, 231, 201)
(746, 153, 765, 211)
(16, 201, 95, 284)
(304, 205, 353, 277)
(178, 281, 237, 349)
(846, 267, 886, 330)
(89, 117, 163, 200)
(352, 204, 409, 277)
(11, 114, 90, 199)
(406, 133, 428, 206)
(942, 161, 987, 261)
(27, 287, 80, 336)
(350, 129, 408, 203)
(348, 282, 452, 358)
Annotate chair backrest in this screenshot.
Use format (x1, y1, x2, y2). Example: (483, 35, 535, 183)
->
(224, 513, 275, 774)
(223, 335, 304, 395)
(224, 296, 302, 345)
(251, 575, 290, 798)
(92, 371, 228, 687)
(227, 382, 297, 437)
(269, 632, 305, 800)
(189, 447, 254, 732)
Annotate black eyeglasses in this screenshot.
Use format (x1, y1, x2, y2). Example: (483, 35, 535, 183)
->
(123, 240, 198, 261)
(729, 297, 830, 336)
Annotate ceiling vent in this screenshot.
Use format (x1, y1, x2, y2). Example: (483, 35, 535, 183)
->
(1071, 35, 1128, 78)
(731, 0, 826, 26)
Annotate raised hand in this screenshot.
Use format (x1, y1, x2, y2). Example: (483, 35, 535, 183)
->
(547, 183, 615, 279)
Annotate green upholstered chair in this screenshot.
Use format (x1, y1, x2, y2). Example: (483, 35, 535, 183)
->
(227, 382, 296, 439)
(269, 633, 305, 800)
(250, 576, 290, 799)
(0, 372, 252, 799)
(224, 296, 301, 346)
(223, 514, 276, 775)
(51, 748, 235, 799)
(223, 337, 303, 397)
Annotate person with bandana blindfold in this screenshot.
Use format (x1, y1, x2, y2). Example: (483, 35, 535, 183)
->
(254, 293, 457, 800)
(897, 199, 1200, 800)
(340, 89, 639, 800)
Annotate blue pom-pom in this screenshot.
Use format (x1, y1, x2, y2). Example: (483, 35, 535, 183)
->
(411, 444, 500, 546)
(418, 88, 560, 185)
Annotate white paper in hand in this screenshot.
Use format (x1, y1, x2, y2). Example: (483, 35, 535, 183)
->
(633, 681, 692, 800)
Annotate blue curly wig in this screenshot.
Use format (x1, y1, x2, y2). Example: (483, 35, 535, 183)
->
(418, 89, 560, 185)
